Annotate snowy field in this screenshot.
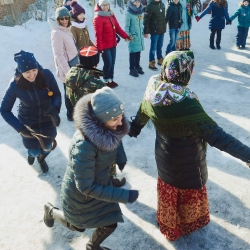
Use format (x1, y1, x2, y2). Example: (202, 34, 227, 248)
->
(0, 0, 250, 249)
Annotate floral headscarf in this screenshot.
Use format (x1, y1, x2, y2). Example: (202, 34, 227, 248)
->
(161, 50, 195, 86)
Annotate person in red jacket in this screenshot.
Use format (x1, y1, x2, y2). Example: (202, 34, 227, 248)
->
(93, 0, 130, 88)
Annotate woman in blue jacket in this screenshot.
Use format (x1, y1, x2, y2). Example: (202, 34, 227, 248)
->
(0, 51, 61, 173)
(43, 87, 139, 250)
(125, 0, 145, 77)
(229, 0, 250, 49)
(196, 0, 230, 49)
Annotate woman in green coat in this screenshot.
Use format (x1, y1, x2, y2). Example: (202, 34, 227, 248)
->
(43, 87, 139, 250)
(125, 0, 145, 77)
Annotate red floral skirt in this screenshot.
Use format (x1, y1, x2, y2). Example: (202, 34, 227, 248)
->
(157, 177, 210, 241)
(176, 30, 191, 50)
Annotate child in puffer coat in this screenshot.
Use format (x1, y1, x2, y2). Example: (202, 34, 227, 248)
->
(125, 0, 145, 77)
(229, 0, 250, 49)
(69, 1, 94, 50)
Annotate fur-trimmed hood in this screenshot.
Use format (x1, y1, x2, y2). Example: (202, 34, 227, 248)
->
(74, 94, 130, 152)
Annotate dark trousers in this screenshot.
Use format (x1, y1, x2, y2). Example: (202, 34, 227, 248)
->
(102, 47, 116, 81)
(63, 83, 74, 120)
(129, 52, 141, 70)
(210, 29, 222, 45)
(236, 27, 249, 47)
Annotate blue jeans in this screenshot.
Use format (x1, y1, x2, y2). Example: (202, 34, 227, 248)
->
(28, 144, 52, 157)
(236, 27, 249, 47)
(102, 47, 116, 81)
(149, 33, 164, 61)
(166, 28, 179, 55)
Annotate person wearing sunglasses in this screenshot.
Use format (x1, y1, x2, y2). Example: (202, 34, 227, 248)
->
(93, 0, 131, 88)
(48, 7, 78, 121)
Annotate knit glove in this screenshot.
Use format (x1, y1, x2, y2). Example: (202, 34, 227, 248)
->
(128, 190, 139, 203)
(19, 126, 34, 138)
(44, 106, 60, 127)
(226, 20, 232, 25)
(117, 162, 126, 172)
(195, 16, 200, 22)
(128, 117, 144, 138)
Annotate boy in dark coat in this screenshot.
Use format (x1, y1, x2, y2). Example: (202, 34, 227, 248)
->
(165, 0, 182, 55)
(143, 0, 166, 70)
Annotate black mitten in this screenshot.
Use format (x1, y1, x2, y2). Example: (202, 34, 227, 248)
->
(128, 190, 139, 203)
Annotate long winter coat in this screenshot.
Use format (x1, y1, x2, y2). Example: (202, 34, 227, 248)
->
(48, 18, 78, 83)
(179, 0, 197, 31)
(230, 5, 250, 28)
(70, 17, 94, 50)
(130, 76, 250, 189)
(143, 0, 166, 35)
(125, 2, 145, 53)
(0, 67, 61, 150)
(199, 0, 230, 30)
(61, 94, 130, 228)
(165, 1, 183, 29)
(93, 5, 129, 51)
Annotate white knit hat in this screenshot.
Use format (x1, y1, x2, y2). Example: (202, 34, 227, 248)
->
(98, 0, 110, 5)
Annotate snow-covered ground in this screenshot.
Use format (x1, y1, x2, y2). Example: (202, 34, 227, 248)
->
(0, 0, 250, 249)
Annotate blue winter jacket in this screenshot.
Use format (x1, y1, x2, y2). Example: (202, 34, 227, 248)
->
(200, 0, 230, 30)
(230, 5, 250, 28)
(0, 67, 61, 149)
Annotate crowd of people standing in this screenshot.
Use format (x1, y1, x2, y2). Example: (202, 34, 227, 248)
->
(1, 0, 250, 249)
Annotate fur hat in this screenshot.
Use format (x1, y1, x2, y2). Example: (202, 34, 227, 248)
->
(78, 46, 100, 67)
(55, 6, 70, 19)
(91, 87, 125, 123)
(70, 1, 85, 18)
(98, 0, 110, 5)
(14, 50, 38, 73)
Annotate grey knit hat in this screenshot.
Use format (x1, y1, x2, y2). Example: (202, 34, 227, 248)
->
(55, 7, 70, 19)
(91, 87, 125, 123)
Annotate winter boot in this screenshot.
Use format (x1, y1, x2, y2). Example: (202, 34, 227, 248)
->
(37, 153, 49, 173)
(28, 155, 35, 165)
(111, 176, 126, 187)
(149, 60, 158, 71)
(44, 203, 85, 231)
(107, 81, 118, 88)
(129, 69, 139, 77)
(216, 41, 221, 50)
(157, 58, 164, 66)
(136, 66, 144, 74)
(86, 226, 116, 250)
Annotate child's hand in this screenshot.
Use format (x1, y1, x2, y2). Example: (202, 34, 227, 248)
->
(195, 16, 200, 22)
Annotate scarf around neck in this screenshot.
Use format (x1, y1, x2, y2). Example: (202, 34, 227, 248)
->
(138, 75, 217, 138)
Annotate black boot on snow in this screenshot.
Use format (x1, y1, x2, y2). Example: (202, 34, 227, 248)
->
(28, 155, 35, 165)
(86, 226, 116, 250)
(37, 153, 49, 173)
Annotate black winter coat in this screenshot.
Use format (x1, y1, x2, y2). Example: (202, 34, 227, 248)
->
(143, 0, 166, 34)
(0, 67, 61, 150)
(131, 122, 250, 189)
(165, 2, 183, 29)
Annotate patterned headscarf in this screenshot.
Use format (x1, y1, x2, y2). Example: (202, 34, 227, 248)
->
(161, 50, 195, 86)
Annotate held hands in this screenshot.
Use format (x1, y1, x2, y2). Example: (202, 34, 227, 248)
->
(44, 106, 60, 127)
(226, 20, 232, 25)
(19, 126, 34, 138)
(144, 34, 149, 38)
(195, 16, 200, 22)
(128, 190, 139, 203)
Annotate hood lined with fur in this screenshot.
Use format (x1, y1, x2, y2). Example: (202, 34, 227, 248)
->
(74, 94, 130, 152)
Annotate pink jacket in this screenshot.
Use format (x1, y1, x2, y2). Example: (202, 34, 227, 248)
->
(48, 18, 78, 83)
